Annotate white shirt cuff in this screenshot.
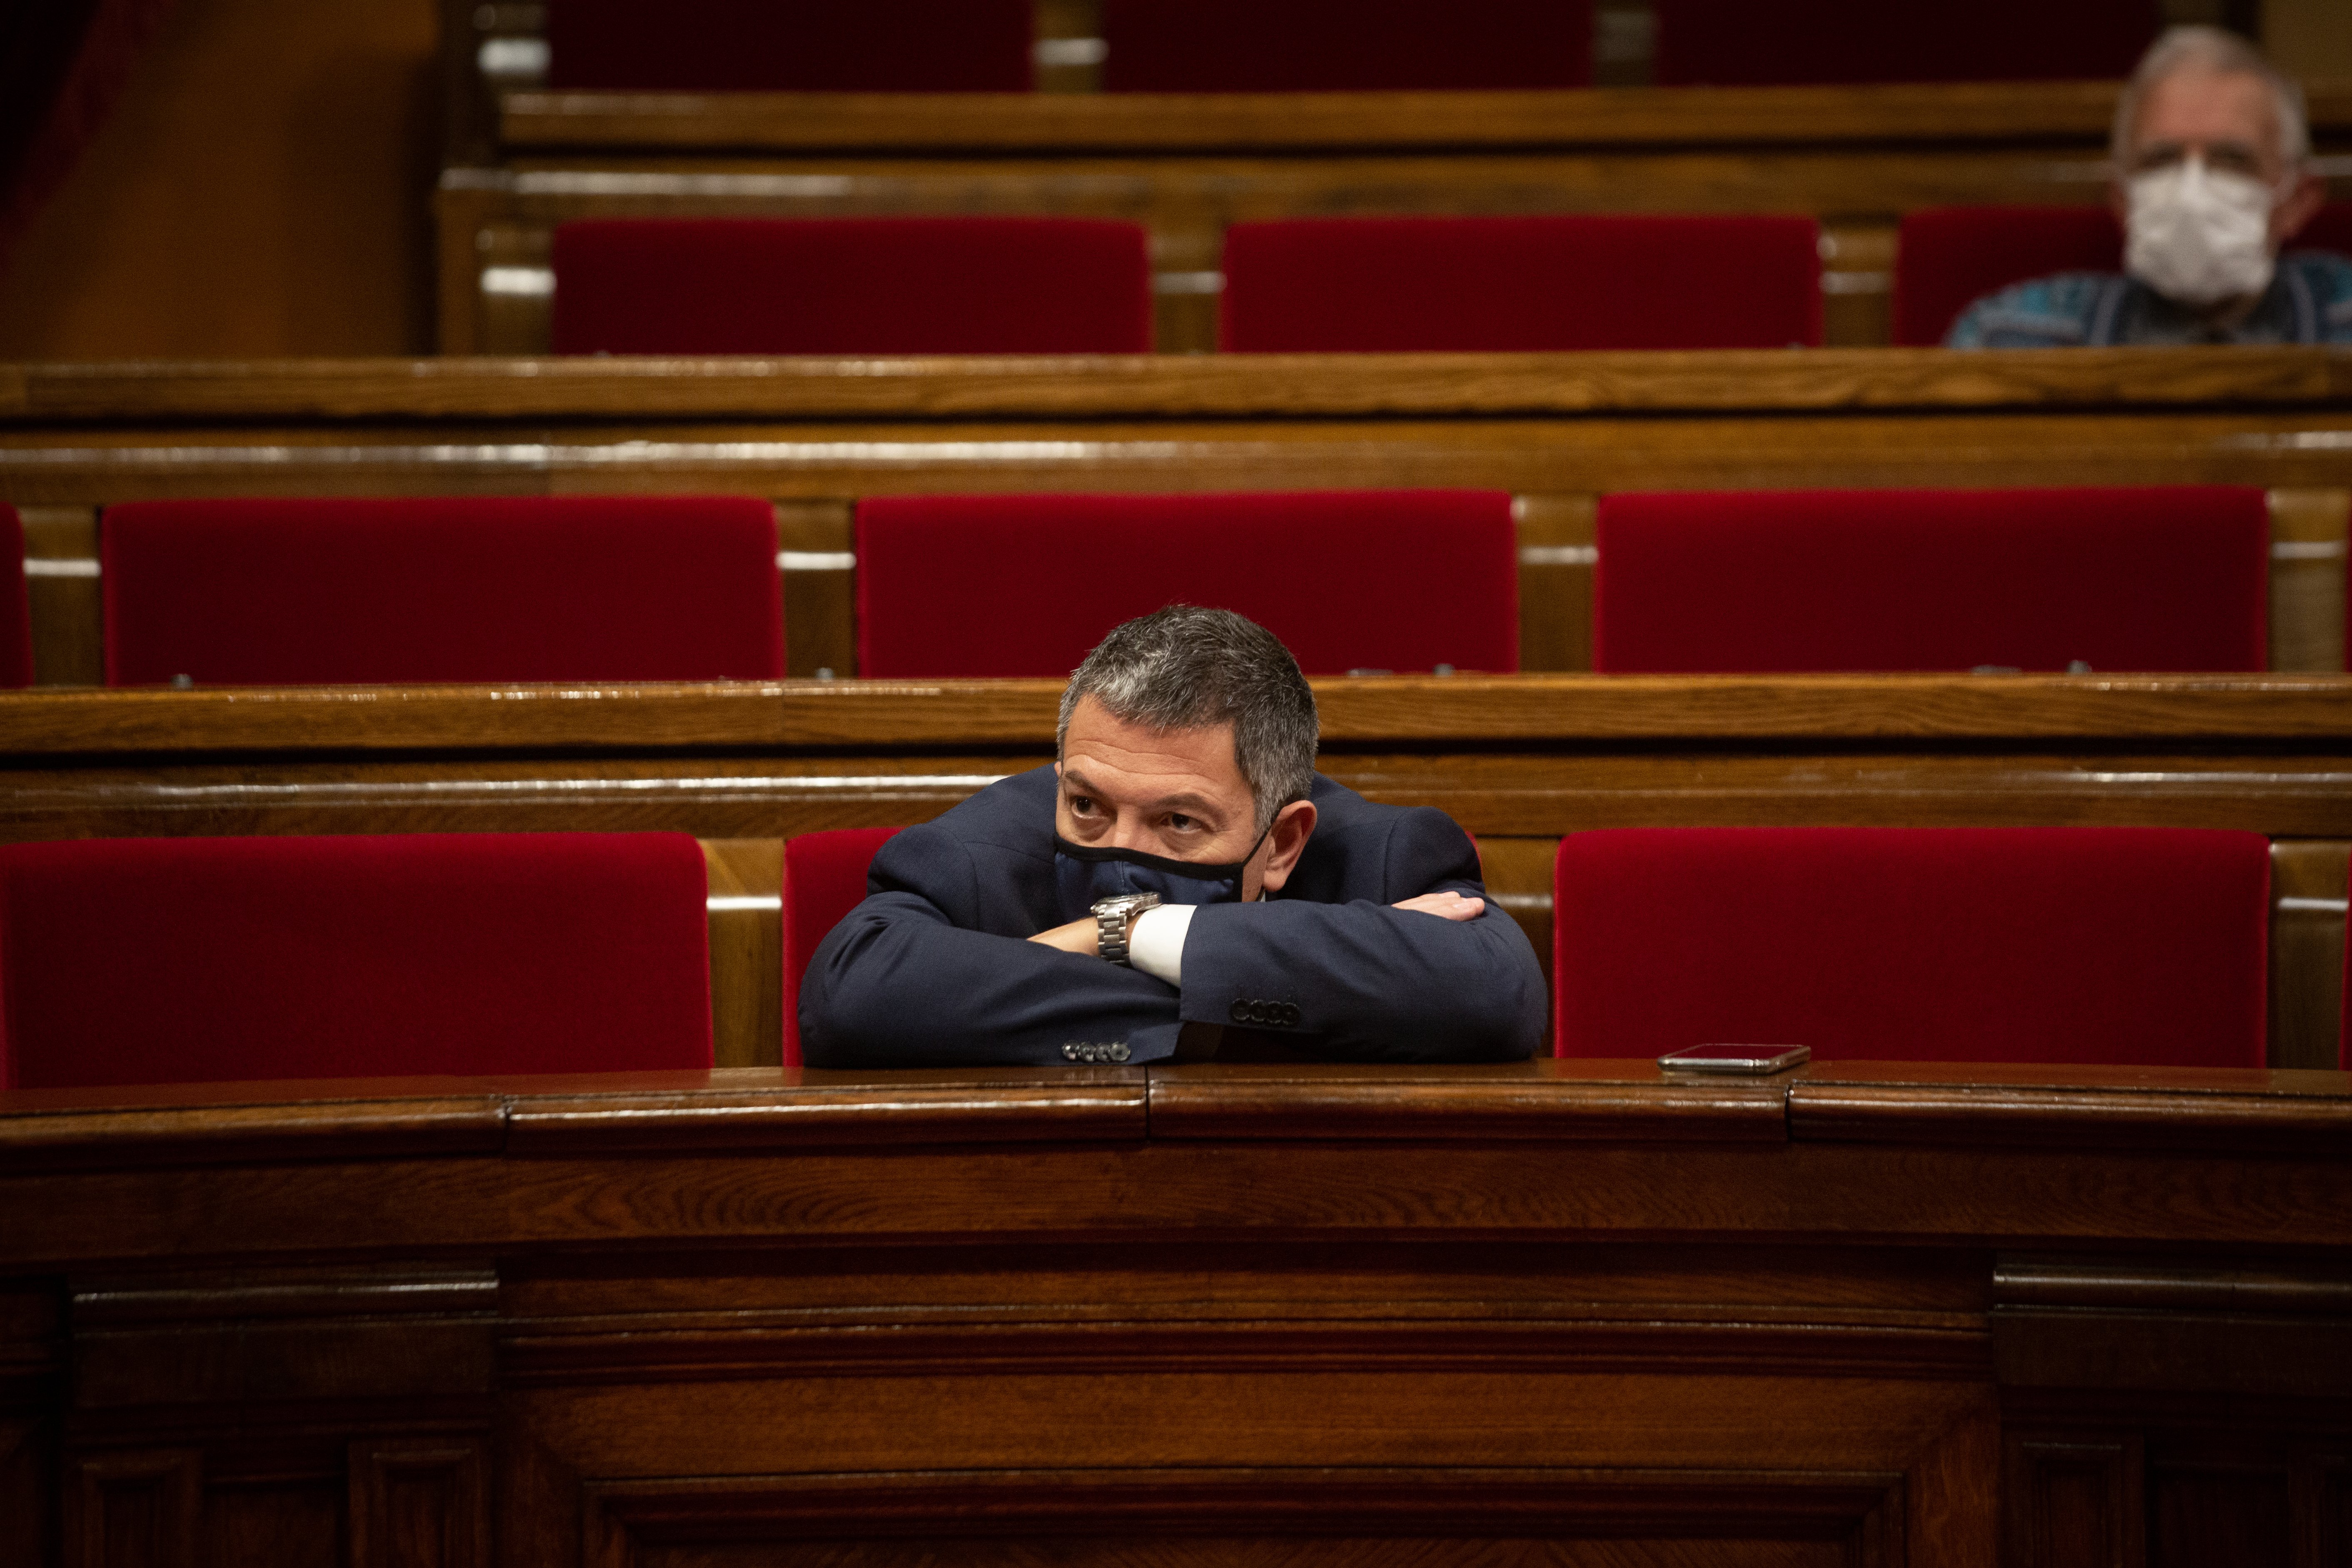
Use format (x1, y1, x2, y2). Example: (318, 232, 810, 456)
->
(1126, 903, 1194, 988)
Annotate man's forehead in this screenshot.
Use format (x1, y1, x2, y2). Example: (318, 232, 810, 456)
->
(1062, 699, 1245, 794)
(2135, 68, 2280, 147)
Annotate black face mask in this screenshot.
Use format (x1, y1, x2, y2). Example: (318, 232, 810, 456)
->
(1053, 822, 1275, 922)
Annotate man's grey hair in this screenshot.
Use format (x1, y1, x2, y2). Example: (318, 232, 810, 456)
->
(2113, 25, 2309, 167)
(1057, 605, 1319, 835)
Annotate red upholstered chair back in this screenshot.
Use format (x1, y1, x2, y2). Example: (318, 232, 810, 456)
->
(1893, 206, 2124, 346)
(1653, 0, 2157, 85)
(1593, 487, 2269, 674)
(1553, 827, 2270, 1068)
(0, 505, 30, 689)
(0, 833, 714, 1090)
(781, 826, 903, 1068)
(854, 490, 1519, 677)
(551, 218, 1154, 356)
(1895, 202, 2352, 345)
(544, 0, 1034, 91)
(1101, 0, 1593, 90)
(100, 496, 782, 687)
(1221, 216, 1822, 352)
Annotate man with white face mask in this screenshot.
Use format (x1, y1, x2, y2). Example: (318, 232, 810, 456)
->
(1948, 27, 2346, 348)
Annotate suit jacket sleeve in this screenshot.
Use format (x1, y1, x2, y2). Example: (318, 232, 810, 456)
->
(1176, 807, 1546, 1061)
(798, 821, 1185, 1067)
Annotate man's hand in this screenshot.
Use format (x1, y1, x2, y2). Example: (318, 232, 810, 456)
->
(1392, 890, 1485, 921)
(1028, 916, 1101, 956)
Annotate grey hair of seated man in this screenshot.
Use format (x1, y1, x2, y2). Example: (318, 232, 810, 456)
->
(2112, 25, 2309, 167)
(1056, 605, 1320, 836)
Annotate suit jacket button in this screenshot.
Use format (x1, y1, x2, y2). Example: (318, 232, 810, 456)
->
(1229, 999, 1253, 1025)
(1109, 1043, 1131, 1062)
(1062, 1044, 1080, 1060)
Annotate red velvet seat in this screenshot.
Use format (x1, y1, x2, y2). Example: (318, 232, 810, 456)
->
(1553, 826, 2270, 1067)
(781, 826, 903, 1068)
(544, 0, 1033, 92)
(855, 490, 1519, 677)
(1653, 0, 2157, 86)
(0, 833, 714, 1090)
(1895, 202, 2352, 345)
(1593, 487, 2268, 674)
(1220, 216, 1822, 352)
(101, 496, 782, 687)
(550, 218, 1154, 356)
(1101, 0, 1592, 91)
(0, 505, 30, 689)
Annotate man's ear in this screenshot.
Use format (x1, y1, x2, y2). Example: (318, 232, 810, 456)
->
(2274, 168, 2327, 247)
(1255, 799, 1318, 897)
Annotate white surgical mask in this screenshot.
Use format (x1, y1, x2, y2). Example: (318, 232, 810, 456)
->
(2124, 155, 2281, 307)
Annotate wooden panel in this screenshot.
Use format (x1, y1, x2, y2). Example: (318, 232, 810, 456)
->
(2269, 489, 2350, 675)
(490, 79, 2352, 154)
(1514, 494, 1595, 674)
(2149, 1466, 2291, 1568)
(201, 1481, 342, 1568)
(2268, 841, 2348, 1071)
(702, 839, 784, 1070)
(2003, 1436, 2140, 1568)
(350, 1441, 488, 1568)
(21, 506, 103, 688)
(775, 500, 856, 678)
(67, 1449, 201, 1568)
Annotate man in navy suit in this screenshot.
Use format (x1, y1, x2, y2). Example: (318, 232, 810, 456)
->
(800, 605, 1546, 1066)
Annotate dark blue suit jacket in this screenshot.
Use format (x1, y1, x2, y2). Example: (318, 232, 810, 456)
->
(799, 766, 1547, 1066)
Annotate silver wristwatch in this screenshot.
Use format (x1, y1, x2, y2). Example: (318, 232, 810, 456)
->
(1091, 892, 1163, 966)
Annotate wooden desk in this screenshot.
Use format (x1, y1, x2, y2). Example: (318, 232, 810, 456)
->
(4, 674, 2349, 1068)
(441, 77, 2352, 351)
(2, 1061, 2346, 1568)
(6, 350, 2351, 682)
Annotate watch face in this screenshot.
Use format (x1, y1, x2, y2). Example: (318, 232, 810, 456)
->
(1094, 893, 1158, 916)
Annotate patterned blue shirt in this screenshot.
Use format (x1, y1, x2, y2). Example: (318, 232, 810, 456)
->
(1945, 251, 2352, 347)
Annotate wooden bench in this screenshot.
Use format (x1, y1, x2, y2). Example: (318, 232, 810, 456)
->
(6, 350, 2350, 684)
(4, 674, 2347, 1068)
(3, 1059, 2347, 1567)
(435, 0, 2352, 355)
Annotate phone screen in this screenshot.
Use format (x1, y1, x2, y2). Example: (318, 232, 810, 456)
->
(1658, 1044, 1811, 1074)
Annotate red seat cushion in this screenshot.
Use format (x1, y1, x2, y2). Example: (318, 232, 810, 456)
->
(1653, 0, 2158, 86)
(781, 826, 903, 1068)
(0, 506, 29, 689)
(101, 496, 782, 687)
(855, 490, 1518, 677)
(1553, 826, 2270, 1068)
(1593, 487, 2268, 674)
(0, 833, 714, 1089)
(2295, 204, 2352, 260)
(1221, 216, 1822, 352)
(1101, 0, 1592, 91)
(551, 218, 1154, 356)
(545, 0, 1034, 91)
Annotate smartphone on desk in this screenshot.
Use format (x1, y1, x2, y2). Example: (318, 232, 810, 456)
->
(1658, 1044, 1811, 1075)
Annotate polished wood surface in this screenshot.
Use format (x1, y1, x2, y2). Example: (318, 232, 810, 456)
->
(493, 78, 2352, 154)
(9, 347, 2352, 419)
(1, 1062, 2346, 1567)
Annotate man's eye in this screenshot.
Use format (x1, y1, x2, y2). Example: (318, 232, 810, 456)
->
(1168, 814, 1196, 832)
(1070, 796, 1096, 816)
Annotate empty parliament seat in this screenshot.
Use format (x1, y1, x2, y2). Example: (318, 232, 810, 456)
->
(1553, 826, 2270, 1067)
(543, 0, 1034, 92)
(101, 496, 781, 687)
(1, 506, 29, 689)
(1220, 217, 1822, 352)
(1593, 487, 2269, 674)
(1895, 203, 2352, 345)
(550, 219, 1155, 356)
(854, 490, 1519, 678)
(0, 833, 714, 1089)
(781, 826, 904, 1068)
(1100, 0, 1593, 92)
(1652, 0, 2158, 86)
